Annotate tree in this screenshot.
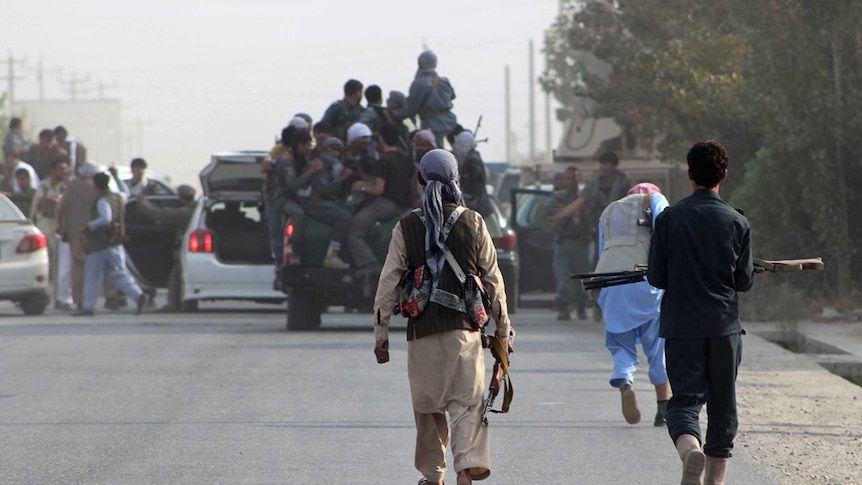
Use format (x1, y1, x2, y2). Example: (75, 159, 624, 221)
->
(542, 0, 862, 298)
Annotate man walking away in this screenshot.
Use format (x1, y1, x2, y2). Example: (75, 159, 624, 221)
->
(73, 173, 148, 317)
(373, 149, 512, 485)
(647, 140, 754, 485)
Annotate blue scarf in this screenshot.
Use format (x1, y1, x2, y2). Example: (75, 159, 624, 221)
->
(419, 149, 464, 286)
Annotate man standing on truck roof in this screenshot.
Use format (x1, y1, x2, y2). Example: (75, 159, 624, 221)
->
(394, 50, 457, 149)
(372, 148, 512, 485)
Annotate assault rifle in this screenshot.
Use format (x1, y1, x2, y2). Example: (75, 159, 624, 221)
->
(481, 330, 515, 425)
(571, 258, 824, 290)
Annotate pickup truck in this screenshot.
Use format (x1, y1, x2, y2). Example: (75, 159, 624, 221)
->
(280, 217, 397, 330)
(280, 196, 519, 331)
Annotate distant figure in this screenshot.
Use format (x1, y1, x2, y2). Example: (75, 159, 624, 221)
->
(595, 182, 671, 427)
(542, 166, 590, 320)
(25, 129, 67, 179)
(395, 50, 458, 148)
(320, 79, 366, 143)
(310, 122, 332, 161)
(72, 172, 147, 317)
(3, 152, 40, 193)
(9, 168, 36, 216)
(30, 156, 72, 310)
(126, 158, 161, 196)
(56, 161, 100, 309)
(136, 184, 197, 312)
(448, 126, 491, 217)
(3, 117, 29, 159)
(386, 90, 412, 150)
(411, 129, 437, 164)
(54, 126, 87, 169)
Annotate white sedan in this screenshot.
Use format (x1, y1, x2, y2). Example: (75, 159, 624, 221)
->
(0, 194, 49, 315)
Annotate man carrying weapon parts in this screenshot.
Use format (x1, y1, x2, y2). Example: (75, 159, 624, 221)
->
(647, 140, 754, 485)
(372, 149, 513, 485)
(593, 182, 671, 426)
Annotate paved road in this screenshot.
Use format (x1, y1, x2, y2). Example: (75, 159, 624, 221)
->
(0, 300, 799, 484)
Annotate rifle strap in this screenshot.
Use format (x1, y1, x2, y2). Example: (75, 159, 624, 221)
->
(490, 334, 513, 414)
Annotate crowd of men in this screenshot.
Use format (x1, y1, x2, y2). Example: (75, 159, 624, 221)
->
(262, 50, 491, 287)
(1, 117, 192, 315)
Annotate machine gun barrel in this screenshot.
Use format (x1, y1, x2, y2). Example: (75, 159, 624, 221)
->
(571, 269, 647, 290)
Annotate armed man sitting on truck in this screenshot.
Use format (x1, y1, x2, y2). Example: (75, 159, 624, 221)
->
(135, 184, 197, 312)
(347, 122, 417, 270)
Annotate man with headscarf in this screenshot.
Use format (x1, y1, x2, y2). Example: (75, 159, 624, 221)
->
(56, 161, 101, 309)
(395, 50, 458, 149)
(448, 126, 492, 217)
(594, 182, 671, 427)
(412, 129, 437, 164)
(372, 149, 512, 485)
(320, 79, 365, 143)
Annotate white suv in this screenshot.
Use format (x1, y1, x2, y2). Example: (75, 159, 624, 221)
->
(171, 151, 284, 310)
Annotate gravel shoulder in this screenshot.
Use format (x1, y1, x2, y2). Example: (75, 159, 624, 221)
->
(738, 321, 862, 484)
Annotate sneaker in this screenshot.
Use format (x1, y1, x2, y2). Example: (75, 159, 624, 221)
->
(323, 248, 350, 270)
(71, 308, 94, 317)
(620, 383, 641, 425)
(135, 294, 148, 316)
(654, 410, 667, 427)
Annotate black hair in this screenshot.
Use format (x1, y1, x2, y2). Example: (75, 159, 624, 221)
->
(379, 122, 402, 147)
(365, 85, 382, 104)
(280, 125, 298, 148)
(54, 125, 67, 135)
(130, 157, 147, 169)
(50, 156, 71, 170)
(9, 118, 21, 130)
(687, 140, 728, 188)
(313, 121, 331, 135)
(344, 79, 363, 97)
(358, 155, 375, 175)
(14, 168, 30, 178)
(93, 172, 110, 190)
(38, 129, 54, 140)
(598, 151, 619, 165)
(446, 124, 466, 145)
(289, 130, 313, 174)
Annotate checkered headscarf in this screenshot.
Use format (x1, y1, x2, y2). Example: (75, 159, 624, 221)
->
(419, 149, 464, 286)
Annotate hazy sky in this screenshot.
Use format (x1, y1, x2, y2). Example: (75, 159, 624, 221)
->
(2, 0, 562, 188)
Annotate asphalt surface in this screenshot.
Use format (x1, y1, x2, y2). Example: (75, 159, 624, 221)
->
(0, 298, 857, 484)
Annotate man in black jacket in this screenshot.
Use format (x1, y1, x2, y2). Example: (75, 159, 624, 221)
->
(647, 140, 754, 485)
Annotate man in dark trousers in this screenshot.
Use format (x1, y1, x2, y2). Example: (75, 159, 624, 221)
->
(647, 140, 754, 485)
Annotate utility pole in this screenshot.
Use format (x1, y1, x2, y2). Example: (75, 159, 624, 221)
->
(96, 80, 118, 99)
(59, 72, 91, 100)
(545, 90, 552, 164)
(529, 39, 536, 165)
(32, 57, 63, 100)
(505, 65, 511, 163)
(0, 51, 27, 116)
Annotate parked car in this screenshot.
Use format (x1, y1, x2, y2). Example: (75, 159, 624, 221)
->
(0, 194, 49, 315)
(125, 151, 284, 311)
(281, 195, 519, 330)
(511, 184, 594, 306)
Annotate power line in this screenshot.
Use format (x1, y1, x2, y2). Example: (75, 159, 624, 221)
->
(58, 72, 91, 100)
(0, 51, 27, 115)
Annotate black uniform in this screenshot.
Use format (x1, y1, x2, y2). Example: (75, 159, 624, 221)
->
(647, 188, 754, 459)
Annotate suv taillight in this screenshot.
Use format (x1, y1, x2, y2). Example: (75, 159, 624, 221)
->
(16, 234, 47, 253)
(283, 223, 294, 264)
(493, 230, 517, 250)
(189, 229, 213, 253)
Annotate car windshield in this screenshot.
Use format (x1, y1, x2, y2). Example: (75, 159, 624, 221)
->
(0, 196, 26, 222)
(515, 191, 553, 229)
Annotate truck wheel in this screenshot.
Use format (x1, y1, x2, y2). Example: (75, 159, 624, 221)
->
(21, 294, 48, 316)
(286, 289, 322, 331)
